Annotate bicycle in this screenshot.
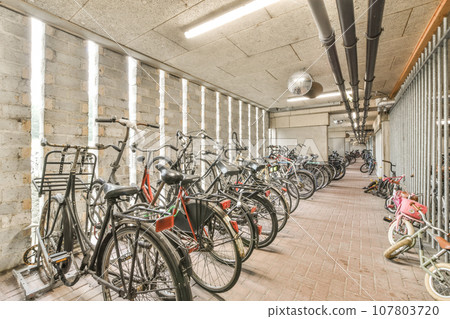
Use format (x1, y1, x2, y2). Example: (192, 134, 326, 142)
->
(383, 202, 450, 300)
(32, 138, 192, 300)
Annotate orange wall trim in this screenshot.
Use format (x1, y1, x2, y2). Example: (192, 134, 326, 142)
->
(390, 0, 450, 99)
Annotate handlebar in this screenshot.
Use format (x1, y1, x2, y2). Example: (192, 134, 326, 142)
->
(95, 116, 117, 123)
(41, 138, 96, 150)
(132, 143, 178, 153)
(96, 117, 159, 129)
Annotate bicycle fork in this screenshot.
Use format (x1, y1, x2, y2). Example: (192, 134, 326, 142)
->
(418, 235, 450, 285)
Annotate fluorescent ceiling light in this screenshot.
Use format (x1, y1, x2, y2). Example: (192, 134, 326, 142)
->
(185, 0, 280, 38)
(287, 90, 351, 103)
(352, 112, 356, 119)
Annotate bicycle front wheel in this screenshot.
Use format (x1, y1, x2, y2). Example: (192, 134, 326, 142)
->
(387, 220, 415, 245)
(100, 225, 192, 301)
(360, 163, 369, 173)
(383, 237, 413, 259)
(289, 170, 315, 199)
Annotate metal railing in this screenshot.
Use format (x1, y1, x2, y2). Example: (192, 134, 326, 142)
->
(389, 16, 449, 259)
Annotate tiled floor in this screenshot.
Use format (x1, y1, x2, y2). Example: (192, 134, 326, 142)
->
(0, 160, 433, 301)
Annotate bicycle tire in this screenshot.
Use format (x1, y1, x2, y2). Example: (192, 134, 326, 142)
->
(424, 263, 450, 301)
(244, 193, 278, 248)
(387, 220, 415, 245)
(322, 165, 333, 187)
(289, 170, 315, 199)
(368, 162, 375, 175)
(226, 200, 258, 262)
(266, 187, 289, 232)
(360, 163, 369, 173)
(383, 237, 413, 259)
(384, 196, 397, 213)
(333, 164, 346, 180)
(282, 178, 300, 213)
(99, 225, 192, 301)
(179, 204, 242, 293)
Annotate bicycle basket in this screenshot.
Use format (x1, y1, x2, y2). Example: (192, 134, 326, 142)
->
(399, 199, 427, 220)
(33, 150, 97, 196)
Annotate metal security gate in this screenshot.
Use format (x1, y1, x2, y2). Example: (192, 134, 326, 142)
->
(390, 17, 449, 256)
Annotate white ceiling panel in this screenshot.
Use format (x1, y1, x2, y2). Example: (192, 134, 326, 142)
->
(23, 0, 89, 20)
(166, 38, 246, 72)
(127, 31, 187, 62)
(69, 0, 199, 44)
(228, 6, 317, 56)
(219, 45, 300, 77)
(13, 0, 440, 109)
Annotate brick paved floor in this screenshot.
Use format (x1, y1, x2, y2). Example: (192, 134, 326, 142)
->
(0, 160, 433, 301)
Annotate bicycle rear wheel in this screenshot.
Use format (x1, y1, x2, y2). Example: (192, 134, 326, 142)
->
(226, 203, 258, 262)
(176, 203, 243, 293)
(266, 187, 289, 232)
(424, 263, 450, 301)
(100, 225, 192, 301)
(283, 178, 300, 213)
(244, 193, 278, 248)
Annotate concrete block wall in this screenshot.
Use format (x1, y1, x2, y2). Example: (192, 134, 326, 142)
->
(164, 73, 182, 140)
(187, 82, 202, 134)
(263, 111, 269, 156)
(45, 26, 88, 145)
(136, 62, 159, 179)
(231, 99, 239, 140)
(241, 103, 249, 147)
(0, 8, 31, 271)
(204, 88, 216, 150)
(250, 105, 257, 153)
(258, 109, 264, 156)
(136, 63, 159, 127)
(218, 94, 229, 147)
(98, 48, 128, 182)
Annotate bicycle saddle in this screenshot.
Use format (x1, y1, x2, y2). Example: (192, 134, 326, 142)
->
(217, 160, 240, 176)
(103, 183, 139, 199)
(156, 165, 183, 185)
(243, 160, 265, 173)
(435, 237, 450, 250)
(156, 164, 200, 186)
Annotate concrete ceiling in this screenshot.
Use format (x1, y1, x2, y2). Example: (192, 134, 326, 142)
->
(18, 0, 439, 108)
(329, 110, 377, 132)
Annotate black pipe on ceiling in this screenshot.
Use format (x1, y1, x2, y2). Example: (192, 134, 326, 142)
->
(306, 0, 358, 138)
(362, 0, 385, 139)
(336, 0, 361, 140)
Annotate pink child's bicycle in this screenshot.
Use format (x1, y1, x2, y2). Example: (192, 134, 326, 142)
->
(386, 190, 423, 245)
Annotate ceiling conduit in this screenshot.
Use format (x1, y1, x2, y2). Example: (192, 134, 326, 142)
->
(307, 0, 358, 138)
(336, 0, 361, 141)
(362, 0, 385, 140)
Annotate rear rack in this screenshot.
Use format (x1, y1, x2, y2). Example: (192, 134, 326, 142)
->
(32, 150, 97, 196)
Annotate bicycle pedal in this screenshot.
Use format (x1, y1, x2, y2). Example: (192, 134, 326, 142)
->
(383, 216, 392, 223)
(49, 251, 70, 264)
